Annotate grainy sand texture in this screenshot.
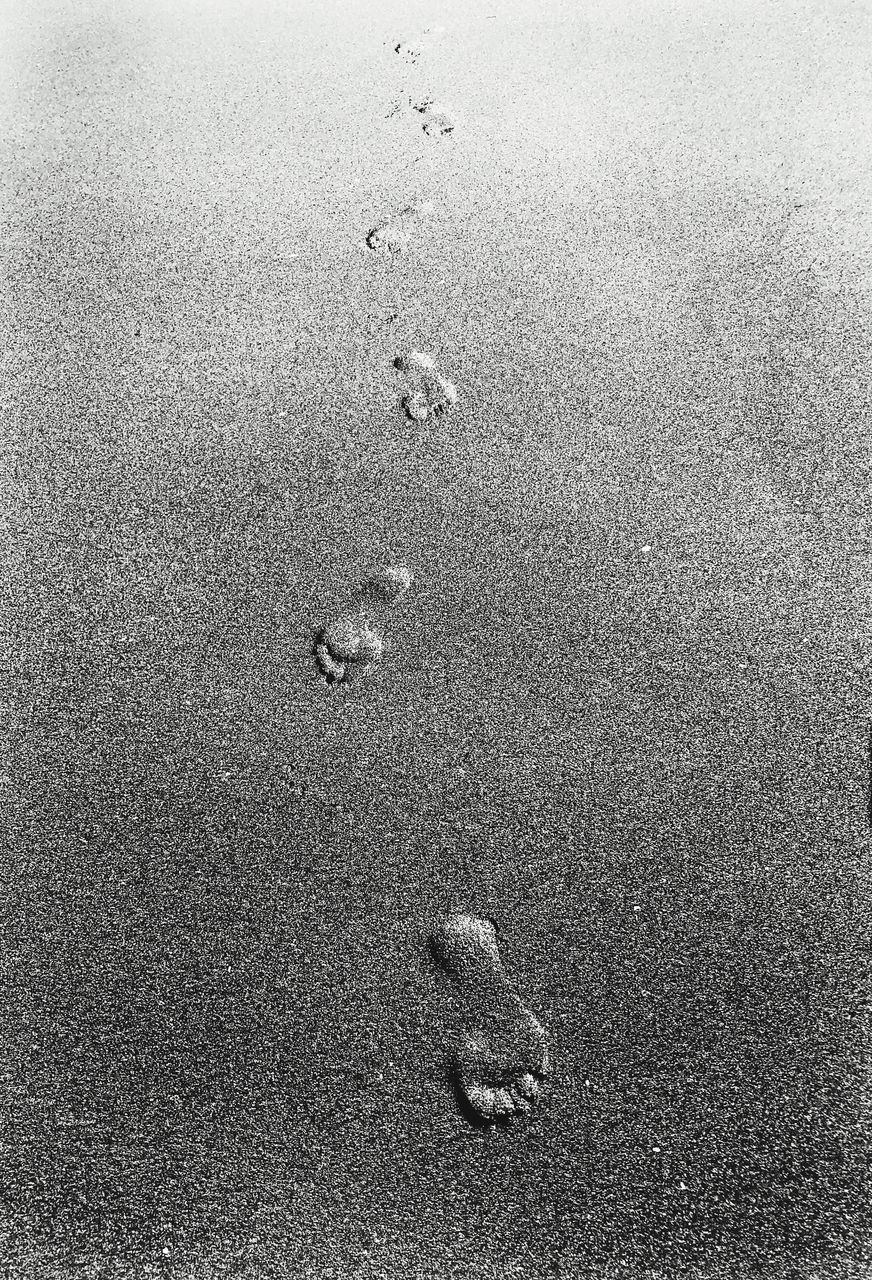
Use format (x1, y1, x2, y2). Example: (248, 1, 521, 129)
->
(2, 0, 871, 1277)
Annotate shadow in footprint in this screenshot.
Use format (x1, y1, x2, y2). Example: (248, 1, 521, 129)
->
(449, 1068, 505, 1131)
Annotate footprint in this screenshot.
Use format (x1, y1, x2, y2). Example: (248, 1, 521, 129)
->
(385, 96, 456, 138)
(314, 613, 384, 686)
(314, 565, 412, 686)
(431, 914, 550, 1124)
(360, 563, 413, 607)
(366, 201, 433, 254)
(393, 26, 446, 64)
(395, 350, 457, 422)
(393, 39, 422, 65)
(412, 100, 456, 137)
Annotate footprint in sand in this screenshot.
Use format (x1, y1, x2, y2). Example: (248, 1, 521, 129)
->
(395, 350, 457, 422)
(393, 26, 446, 64)
(366, 200, 433, 254)
(431, 914, 550, 1123)
(412, 100, 456, 137)
(385, 97, 457, 138)
(314, 565, 413, 686)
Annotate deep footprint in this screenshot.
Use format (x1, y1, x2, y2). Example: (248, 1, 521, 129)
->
(366, 201, 433, 254)
(395, 351, 457, 422)
(431, 914, 550, 1123)
(314, 565, 412, 686)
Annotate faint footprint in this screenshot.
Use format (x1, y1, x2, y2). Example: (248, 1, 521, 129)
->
(385, 96, 456, 138)
(412, 100, 456, 137)
(431, 914, 550, 1123)
(395, 351, 457, 422)
(366, 200, 433, 254)
(314, 565, 413, 686)
(393, 26, 446, 64)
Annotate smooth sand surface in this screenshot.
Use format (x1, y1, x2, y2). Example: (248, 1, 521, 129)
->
(2, 0, 870, 1276)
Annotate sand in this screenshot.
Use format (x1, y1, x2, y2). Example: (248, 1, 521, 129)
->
(2, 0, 870, 1276)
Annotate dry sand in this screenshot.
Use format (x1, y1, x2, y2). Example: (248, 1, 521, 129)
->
(2, 0, 870, 1276)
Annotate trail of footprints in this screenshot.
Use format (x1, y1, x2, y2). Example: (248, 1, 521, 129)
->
(310, 27, 549, 1126)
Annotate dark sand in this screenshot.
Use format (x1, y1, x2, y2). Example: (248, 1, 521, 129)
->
(2, 0, 870, 1276)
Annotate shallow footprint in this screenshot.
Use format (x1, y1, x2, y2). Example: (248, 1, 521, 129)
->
(360, 563, 413, 608)
(395, 350, 457, 422)
(314, 564, 412, 686)
(431, 914, 550, 1124)
(393, 26, 446, 64)
(413, 100, 456, 137)
(367, 201, 433, 254)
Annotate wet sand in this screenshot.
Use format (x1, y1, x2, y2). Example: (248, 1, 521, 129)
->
(2, 0, 870, 1276)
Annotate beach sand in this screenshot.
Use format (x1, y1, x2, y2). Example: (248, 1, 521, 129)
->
(2, 0, 870, 1275)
